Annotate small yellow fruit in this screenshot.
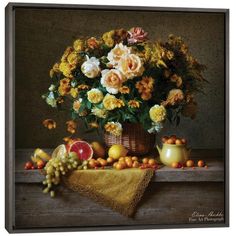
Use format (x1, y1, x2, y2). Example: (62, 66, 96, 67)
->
(132, 161, 140, 168)
(91, 142, 106, 158)
(108, 144, 128, 160)
(116, 163, 123, 170)
(148, 159, 156, 165)
(142, 158, 149, 164)
(131, 156, 138, 161)
(171, 162, 179, 168)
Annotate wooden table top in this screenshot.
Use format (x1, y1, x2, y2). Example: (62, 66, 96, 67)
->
(14, 149, 225, 183)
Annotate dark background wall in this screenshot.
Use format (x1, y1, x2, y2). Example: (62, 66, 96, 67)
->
(15, 7, 225, 149)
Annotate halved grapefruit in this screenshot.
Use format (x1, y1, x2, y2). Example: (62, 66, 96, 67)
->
(68, 141, 93, 161)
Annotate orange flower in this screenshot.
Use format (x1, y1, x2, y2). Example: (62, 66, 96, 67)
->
(115, 99, 125, 108)
(119, 86, 130, 94)
(128, 100, 140, 108)
(78, 84, 90, 90)
(58, 78, 71, 96)
(170, 74, 182, 87)
(87, 37, 100, 49)
(135, 76, 154, 101)
(162, 89, 184, 106)
(42, 119, 56, 130)
(66, 120, 77, 134)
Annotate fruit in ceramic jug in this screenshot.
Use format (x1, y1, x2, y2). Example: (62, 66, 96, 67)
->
(90, 141, 106, 158)
(161, 136, 169, 143)
(197, 160, 205, 167)
(108, 144, 128, 160)
(186, 160, 194, 167)
(175, 139, 182, 145)
(68, 141, 93, 161)
(142, 158, 149, 164)
(167, 138, 175, 144)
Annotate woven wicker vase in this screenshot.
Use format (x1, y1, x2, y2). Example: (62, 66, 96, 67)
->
(104, 123, 156, 155)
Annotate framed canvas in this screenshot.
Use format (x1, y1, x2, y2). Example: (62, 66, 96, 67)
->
(5, 3, 229, 233)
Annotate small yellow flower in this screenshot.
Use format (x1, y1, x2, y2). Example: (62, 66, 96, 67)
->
(61, 47, 74, 62)
(128, 100, 140, 108)
(87, 89, 104, 104)
(49, 63, 60, 78)
(78, 84, 90, 90)
(67, 51, 79, 65)
(73, 39, 84, 51)
(42, 119, 56, 130)
(119, 86, 130, 94)
(59, 62, 75, 78)
(91, 107, 107, 118)
(115, 99, 125, 108)
(149, 105, 166, 123)
(66, 120, 77, 134)
(102, 30, 115, 47)
(104, 122, 123, 136)
(103, 94, 118, 111)
(73, 99, 82, 113)
(70, 88, 79, 98)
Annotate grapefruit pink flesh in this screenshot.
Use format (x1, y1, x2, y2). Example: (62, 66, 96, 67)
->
(68, 141, 93, 161)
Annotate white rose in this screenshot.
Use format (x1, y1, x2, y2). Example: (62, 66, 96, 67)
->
(101, 69, 125, 94)
(117, 54, 144, 79)
(81, 55, 100, 78)
(107, 43, 131, 67)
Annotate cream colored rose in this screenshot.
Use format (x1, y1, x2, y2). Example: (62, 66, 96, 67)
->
(91, 107, 107, 118)
(81, 56, 100, 78)
(101, 69, 125, 94)
(87, 88, 104, 104)
(149, 105, 166, 123)
(107, 43, 131, 66)
(118, 54, 144, 79)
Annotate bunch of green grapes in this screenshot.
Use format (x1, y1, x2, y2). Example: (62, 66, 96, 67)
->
(42, 152, 83, 197)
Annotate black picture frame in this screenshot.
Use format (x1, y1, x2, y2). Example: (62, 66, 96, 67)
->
(5, 2, 229, 233)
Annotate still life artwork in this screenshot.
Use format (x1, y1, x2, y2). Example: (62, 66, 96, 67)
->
(6, 3, 228, 232)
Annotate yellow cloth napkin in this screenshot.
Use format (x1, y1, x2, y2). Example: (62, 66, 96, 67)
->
(64, 168, 154, 217)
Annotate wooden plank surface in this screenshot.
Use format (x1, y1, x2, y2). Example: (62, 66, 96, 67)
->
(15, 182, 225, 228)
(15, 149, 225, 183)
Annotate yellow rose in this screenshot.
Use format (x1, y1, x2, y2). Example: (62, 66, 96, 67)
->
(118, 54, 144, 79)
(87, 88, 104, 104)
(107, 43, 131, 66)
(73, 39, 84, 51)
(101, 69, 125, 94)
(102, 30, 115, 47)
(162, 89, 184, 106)
(149, 105, 166, 123)
(102, 94, 118, 111)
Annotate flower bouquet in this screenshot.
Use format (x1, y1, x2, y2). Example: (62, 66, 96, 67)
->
(43, 27, 206, 154)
